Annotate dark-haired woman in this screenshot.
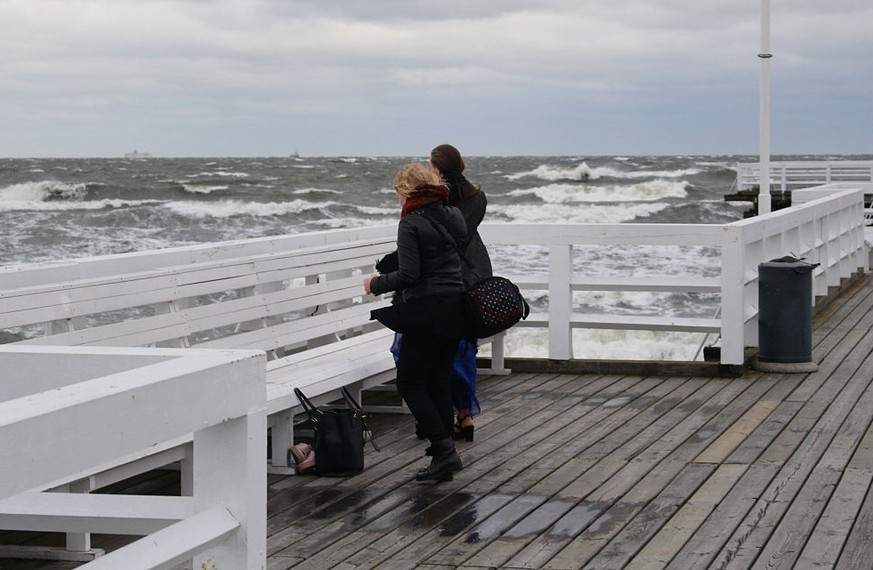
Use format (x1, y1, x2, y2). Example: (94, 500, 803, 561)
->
(429, 143, 492, 442)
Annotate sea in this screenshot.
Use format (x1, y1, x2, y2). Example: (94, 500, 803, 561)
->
(2, 154, 869, 360)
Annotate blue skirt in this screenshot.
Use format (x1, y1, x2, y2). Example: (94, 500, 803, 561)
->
(391, 333, 480, 416)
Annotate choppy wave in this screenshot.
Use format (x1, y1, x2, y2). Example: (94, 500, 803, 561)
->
(507, 162, 702, 182)
(314, 217, 393, 229)
(163, 199, 337, 218)
(182, 184, 230, 194)
(292, 187, 342, 195)
(508, 180, 689, 203)
(0, 181, 162, 211)
(192, 171, 250, 178)
(4, 199, 163, 212)
(506, 163, 594, 181)
(353, 205, 397, 216)
(492, 201, 671, 224)
(1, 180, 87, 201)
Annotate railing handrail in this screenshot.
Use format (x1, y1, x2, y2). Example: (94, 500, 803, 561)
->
(736, 160, 873, 192)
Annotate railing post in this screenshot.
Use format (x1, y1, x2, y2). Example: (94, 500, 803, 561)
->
(720, 225, 748, 365)
(548, 244, 573, 360)
(192, 395, 267, 568)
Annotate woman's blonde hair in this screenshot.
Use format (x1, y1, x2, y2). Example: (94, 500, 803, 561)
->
(393, 163, 440, 198)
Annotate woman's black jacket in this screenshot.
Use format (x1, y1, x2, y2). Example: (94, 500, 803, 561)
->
(369, 203, 466, 302)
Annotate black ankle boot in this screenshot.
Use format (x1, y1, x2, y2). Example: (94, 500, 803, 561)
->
(416, 437, 462, 482)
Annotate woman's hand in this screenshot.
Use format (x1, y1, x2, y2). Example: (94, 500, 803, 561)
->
(363, 274, 375, 295)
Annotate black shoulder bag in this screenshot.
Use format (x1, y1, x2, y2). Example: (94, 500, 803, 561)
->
(422, 214, 530, 339)
(293, 387, 380, 477)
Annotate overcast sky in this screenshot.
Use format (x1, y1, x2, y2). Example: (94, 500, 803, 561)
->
(1, 0, 870, 158)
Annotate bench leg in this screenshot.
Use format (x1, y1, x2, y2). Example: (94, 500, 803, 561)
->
(180, 443, 194, 497)
(64, 478, 100, 560)
(481, 333, 512, 375)
(270, 411, 294, 469)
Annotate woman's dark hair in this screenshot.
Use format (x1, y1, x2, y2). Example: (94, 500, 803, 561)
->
(429, 144, 479, 204)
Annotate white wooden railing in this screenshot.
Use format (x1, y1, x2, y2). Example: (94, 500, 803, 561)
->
(479, 185, 867, 366)
(735, 160, 873, 193)
(0, 345, 266, 568)
(0, 186, 868, 369)
(0, 225, 396, 291)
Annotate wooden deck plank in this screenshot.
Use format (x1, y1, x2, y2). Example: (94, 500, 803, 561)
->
(541, 374, 782, 569)
(265, 372, 601, 563)
(706, 322, 873, 568)
(488, 377, 727, 569)
(265, 371, 574, 556)
(624, 463, 749, 569)
(449, 377, 690, 568)
(580, 463, 719, 570)
(836, 458, 873, 570)
(299, 374, 649, 568)
(766, 365, 873, 568)
(664, 463, 783, 569)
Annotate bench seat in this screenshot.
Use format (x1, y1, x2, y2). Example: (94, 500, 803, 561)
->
(1, 237, 402, 478)
(264, 327, 398, 470)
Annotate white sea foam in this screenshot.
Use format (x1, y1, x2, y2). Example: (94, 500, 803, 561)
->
(1, 180, 86, 202)
(355, 205, 397, 216)
(182, 184, 230, 194)
(163, 199, 334, 218)
(0, 198, 161, 213)
(192, 171, 250, 178)
(507, 162, 702, 182)
(506, 163, 594, 181)
(479, 327, 707, 360)
(611, 168, 701, 179)
(0, 181, 159, 211)
(314, 216, 391, 229)
(492, 201, 671, 224)
(508, 180, 689, 203)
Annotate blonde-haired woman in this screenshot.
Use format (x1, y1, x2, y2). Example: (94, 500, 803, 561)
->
(364, 163, 468, 482)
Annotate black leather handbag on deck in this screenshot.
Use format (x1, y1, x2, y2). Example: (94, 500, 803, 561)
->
(293, 387, 379, 477)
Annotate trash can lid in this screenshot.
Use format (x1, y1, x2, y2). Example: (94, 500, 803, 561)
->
(770, 255, 803, 263)
(759, 256, 820, 273)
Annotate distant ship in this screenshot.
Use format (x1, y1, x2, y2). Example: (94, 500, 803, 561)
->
(124, 150, 153, 159)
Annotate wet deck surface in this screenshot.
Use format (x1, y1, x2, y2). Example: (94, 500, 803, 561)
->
(5, 274, 873, 569)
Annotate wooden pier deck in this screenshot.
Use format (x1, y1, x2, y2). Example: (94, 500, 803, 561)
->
(5, 274, 873, 569)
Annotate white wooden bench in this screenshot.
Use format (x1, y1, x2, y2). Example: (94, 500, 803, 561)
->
(0, 235, 400, 475)
(0, 236, 412, 564)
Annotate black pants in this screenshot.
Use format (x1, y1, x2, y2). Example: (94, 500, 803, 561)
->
(396, 333, 460, 441)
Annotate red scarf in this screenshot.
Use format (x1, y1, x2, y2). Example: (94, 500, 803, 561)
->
(401, 184, 449, 217)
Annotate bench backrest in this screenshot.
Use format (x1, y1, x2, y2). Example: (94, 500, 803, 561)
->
(1, 237, 395, 359)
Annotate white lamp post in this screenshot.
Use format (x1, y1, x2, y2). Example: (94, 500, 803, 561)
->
(758, 0, 773, 215)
